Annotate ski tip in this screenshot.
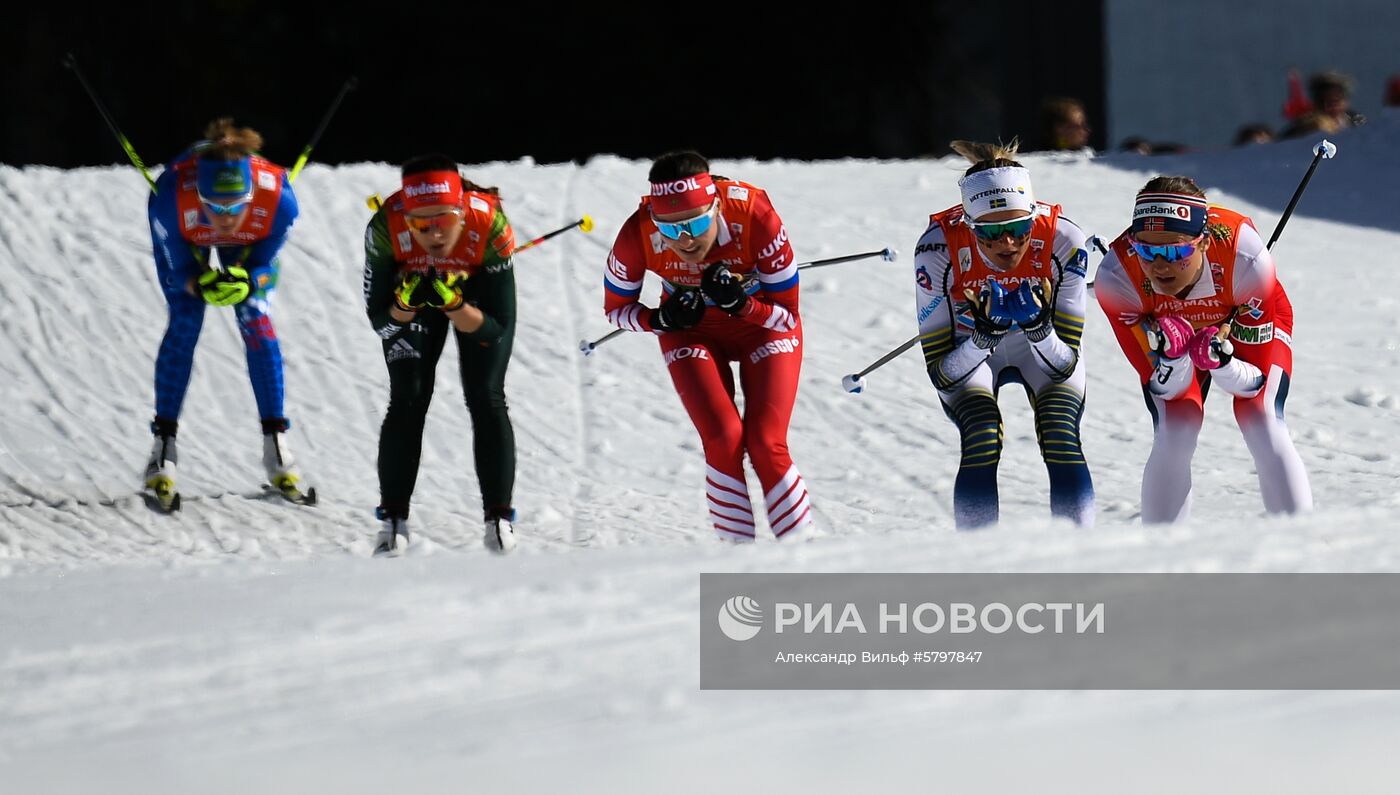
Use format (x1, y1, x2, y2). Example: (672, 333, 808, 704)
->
(142, 490, 181, 514)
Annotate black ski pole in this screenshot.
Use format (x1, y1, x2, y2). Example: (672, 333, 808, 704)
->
(62, 52, 157, 192)
(841, 336, 921, 393)
(577, 247, 897, 357)
(797, 247, 896, 270)
(1268, 139, 1336, 250)
(516, 216, 596, 254)
(288, 76, 358, 183)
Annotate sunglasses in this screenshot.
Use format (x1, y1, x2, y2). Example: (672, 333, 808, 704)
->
(968, 216, 1035, 241)
(1129, 234, 1205, 263)
(200, 195, 252, 216)
(653, 203, 716, 240)
(405, 208, 464, 233)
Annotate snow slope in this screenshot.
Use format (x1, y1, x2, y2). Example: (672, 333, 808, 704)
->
(2, 114, 1399, 792)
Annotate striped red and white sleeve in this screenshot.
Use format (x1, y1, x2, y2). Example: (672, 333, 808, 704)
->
(603, 211, 656, 333)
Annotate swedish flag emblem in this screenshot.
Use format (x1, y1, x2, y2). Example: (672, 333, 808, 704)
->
(988, 197, 1007, 209)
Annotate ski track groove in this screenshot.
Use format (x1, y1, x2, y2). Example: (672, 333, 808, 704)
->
(558, 162, 595, 547)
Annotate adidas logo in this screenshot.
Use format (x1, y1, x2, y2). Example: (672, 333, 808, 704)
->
(386, 339, 419, 362)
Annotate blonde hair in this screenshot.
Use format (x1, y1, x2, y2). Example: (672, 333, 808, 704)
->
(949, 139, 1023, 175)
(201, 117, 263, 159)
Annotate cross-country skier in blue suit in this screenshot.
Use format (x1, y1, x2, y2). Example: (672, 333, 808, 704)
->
(142, 117, 311, 509)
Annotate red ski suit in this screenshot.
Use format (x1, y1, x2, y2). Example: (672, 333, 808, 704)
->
(603, 179, 811, 541)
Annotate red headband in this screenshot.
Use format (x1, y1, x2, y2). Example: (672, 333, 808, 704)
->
(649, 172, 716, 214)
(401, 170, 463, 211)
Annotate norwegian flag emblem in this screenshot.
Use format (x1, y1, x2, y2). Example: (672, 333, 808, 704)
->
(1142, 218, 1166, 232)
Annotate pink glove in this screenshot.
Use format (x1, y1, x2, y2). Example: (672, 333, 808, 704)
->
(1187, 326, 1233, 370)
(1152, 315, 1194, 359)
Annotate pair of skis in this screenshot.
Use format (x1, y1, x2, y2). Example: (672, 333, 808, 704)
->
(142, 479, 317, 514)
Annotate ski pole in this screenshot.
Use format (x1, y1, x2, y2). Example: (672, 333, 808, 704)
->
(841, 335, 920, 393)
(577, 246, 898, 357)
(845, 239, 1109, 392)
(1208, 140, 1335, 341)
(515, 216, 595, 253)
(62, 52, 158, 192)
(287, 76, 358, 183)
(579, 328, 624, 357)
(847, 141, 1339, 394)
(1268, 139, 1336, 250)
(797, 247, 897, 270)
(1082, 139, 1332, 289)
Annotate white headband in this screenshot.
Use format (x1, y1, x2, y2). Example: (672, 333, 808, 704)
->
(958, 166, 1035, 219)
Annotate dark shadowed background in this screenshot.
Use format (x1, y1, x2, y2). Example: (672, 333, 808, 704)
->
(4, 1, 1105, 168)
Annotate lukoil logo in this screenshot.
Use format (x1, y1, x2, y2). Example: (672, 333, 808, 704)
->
(718, 596, 763, 641)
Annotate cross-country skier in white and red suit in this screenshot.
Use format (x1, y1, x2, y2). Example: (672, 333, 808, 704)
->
(1094, 176, 1313, 523)
(602, 150, 812, 542)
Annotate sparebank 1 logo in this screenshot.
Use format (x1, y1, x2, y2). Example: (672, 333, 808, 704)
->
(718, 595, 764, 641)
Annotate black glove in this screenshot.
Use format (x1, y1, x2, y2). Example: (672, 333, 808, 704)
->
(700, 263, 749, 315)
(963, 282, 1013, 350)
(651, 287, 706, 332)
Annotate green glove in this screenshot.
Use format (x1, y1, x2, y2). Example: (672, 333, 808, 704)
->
(394, 273, 426, 312)
(396, 269, 465, 312)
(197, 266, 251, 306)
(425, 271, 465, 311)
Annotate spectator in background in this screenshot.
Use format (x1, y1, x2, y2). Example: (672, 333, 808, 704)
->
(1385, 75, 1400, 108)
(1283, 70, 1365, 138)
(1117, 137, 1189, 156)
(1040, 97, 1093, 152)
(1232, 124, 1274, 146)
(1118, 137, 1152, 155)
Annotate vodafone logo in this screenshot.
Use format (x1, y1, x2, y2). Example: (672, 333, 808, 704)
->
(405, 181, 451, 198)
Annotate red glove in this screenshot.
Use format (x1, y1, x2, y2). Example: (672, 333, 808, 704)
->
(1187, 326, 1234, 370)
(1151, 315, 1193, 359)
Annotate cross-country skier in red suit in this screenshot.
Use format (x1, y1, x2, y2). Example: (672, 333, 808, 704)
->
(1094, 175, 1313, 523)
(603, 151, 812, 542)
